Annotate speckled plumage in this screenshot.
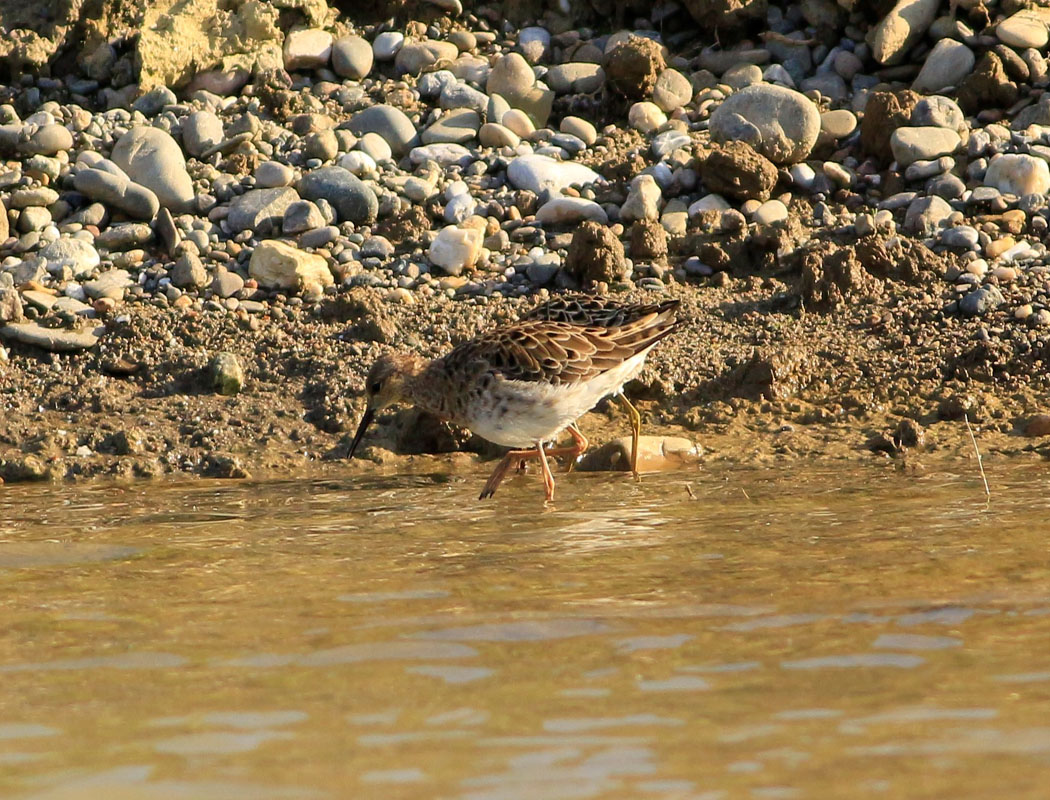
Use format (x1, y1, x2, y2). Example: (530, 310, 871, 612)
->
(349, 295, 681, 501)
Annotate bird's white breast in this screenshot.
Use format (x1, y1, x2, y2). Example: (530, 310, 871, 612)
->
(463, 349, 651, 448)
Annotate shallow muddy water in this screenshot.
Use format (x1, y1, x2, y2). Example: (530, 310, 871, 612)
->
(1, 462, 1049, 799)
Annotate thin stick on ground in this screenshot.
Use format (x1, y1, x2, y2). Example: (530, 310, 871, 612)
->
(963, 413, 991, 501)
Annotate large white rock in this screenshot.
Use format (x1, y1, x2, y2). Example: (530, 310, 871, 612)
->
(428, 226, 483, 275)
(984, 153, 1050, 196)
(249, 240, 333, 296)
(506, 154, 601, 195)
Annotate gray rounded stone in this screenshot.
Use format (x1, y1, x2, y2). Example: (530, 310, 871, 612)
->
(255, 161, 295, 188)
(296, 166, 378, 224)
(709, 84, 820, 164)
(283, 200, 326, 234)
(348, 105, 417, 155)
(111, 127, 195, 212)
(332, 35, 373, 80)
(182, 111, 224, 158)
(73, 168, 160, 220)
(227, 187, 300, 234)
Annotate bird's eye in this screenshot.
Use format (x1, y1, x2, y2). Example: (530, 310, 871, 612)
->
(369, 381, 382, 394)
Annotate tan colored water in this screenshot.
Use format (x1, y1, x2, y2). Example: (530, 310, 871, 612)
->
(1, 463, 1049, 799)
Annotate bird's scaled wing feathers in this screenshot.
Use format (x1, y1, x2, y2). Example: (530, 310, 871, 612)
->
(452, 302, 680, 385)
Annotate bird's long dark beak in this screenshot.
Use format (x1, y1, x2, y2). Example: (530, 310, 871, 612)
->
(347, 408, 375, 459)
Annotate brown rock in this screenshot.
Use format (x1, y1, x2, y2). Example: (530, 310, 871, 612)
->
(1024, 413, 1050, 436)
(724, 345, 813, 401)
(565, 221, 629, 284)
(680, 0, 768, 32)
(0, 287, 22, 323)
(957, 52, 1018, 116)
(860, 89, 921, 161)
(603, 35, 666, 99)
(700, 141, 778, 202)
(630, 219, 668, 260)
(800, 241, 882, 309)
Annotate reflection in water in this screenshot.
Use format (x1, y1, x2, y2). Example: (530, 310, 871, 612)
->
(1, 465, 1049, 798)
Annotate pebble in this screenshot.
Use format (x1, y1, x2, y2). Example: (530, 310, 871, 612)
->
(501, 109, 536, 138)
(255, 161, 295, 188)
(24, 124, 73, 156)
(890, 127, 961, 167)
(753, 199, 789, 225)
(182, 111, 224, 158)
(429, 225, 483, 275)
(332, 35, 373, 80)
(296, 166, 378, 224)
(348, 105, 417, 155)
(210, 265, 245, 298)
(983, 154, 1050, 196)
(507, 154, 601, 195)
(38, 237, 100, 278)
(422, 109, 481, 144)
(111, 127, 194, 212)
(620, 174, 662, 223)
(560, 116, 597, 146)
(535, 197, 608, 225)
(904, 195, 952, 235)
(172, 250, 207, 288)
(227, 187, 299, 235)
(652, 69, 693, 113)
(372, 32, 404, 61)
(709, 84, 820, 164)
(283, 200, 326, 234)
(819, 109, 857, 139)
(546, 63, 605, 94)
(625, 102, 664, 134)
(913, 39, 974, 93)
(212, 352, 245, 396)
(959, 284, 1005, 316)
(249, 239, 333, 296)
(517, 26, 550, 64)
(997, 10, 1050, 49)
(84, 268, 133, 301)
(478, 123, 520, 148)
(0, 320, 105, 352)
(283, 29, 334, 71)
(869, 0, 939, 65)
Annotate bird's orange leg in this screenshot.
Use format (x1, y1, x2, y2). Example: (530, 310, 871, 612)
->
(549, 424, 588, 472)
(479, 447, 541, 499)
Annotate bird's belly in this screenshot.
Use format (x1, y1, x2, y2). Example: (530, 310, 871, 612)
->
(462, 351, 650, 448)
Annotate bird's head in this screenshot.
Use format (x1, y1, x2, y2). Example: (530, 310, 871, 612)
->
(347, 352, 425, 458)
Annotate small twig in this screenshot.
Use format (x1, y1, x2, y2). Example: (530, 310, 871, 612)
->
(685, 483, 697, 500)
(740, 487, 751, 501)
(761, 31, 818, 47)
(964, 413, 991, 501)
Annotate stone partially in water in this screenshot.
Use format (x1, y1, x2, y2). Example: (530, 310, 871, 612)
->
(577, 436, 701, 472)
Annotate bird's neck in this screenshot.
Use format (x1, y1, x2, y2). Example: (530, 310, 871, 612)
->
(403, 358, 454, 420)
